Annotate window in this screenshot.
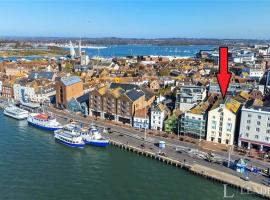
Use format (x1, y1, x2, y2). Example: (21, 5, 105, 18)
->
(226, 123, 232, 132)
(248, 114, 252, 118)
(228, 118, 231, 121)
(246, 126, 250, 131)
(256, 128, 260, 132)
(267, 130, 270, 134)
(268, 123, 270, 127)
(255, 135, 259, 139)
(257, 121, 261, 126)
(247, 120, 251, 124)
(246, 133, 249, 137)
(266, 137, 269, 141)
(211, 121, 216, 130)
(258, 115, 261, 119)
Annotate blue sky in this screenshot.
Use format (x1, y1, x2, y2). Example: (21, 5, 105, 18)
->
(1, 0, 270, 39)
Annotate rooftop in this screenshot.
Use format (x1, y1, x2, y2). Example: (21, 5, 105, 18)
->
(109, 83, 140, 91)
(29, 71, 55, 80)
(61, 76, 81, 86)
(125, 89, 144, 102)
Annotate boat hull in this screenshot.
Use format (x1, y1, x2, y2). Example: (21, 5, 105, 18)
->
(28, 121, 62, 131)
(3, 110, 28, 120)
(84, 140, 109, 147)
(55, 137, 85, 148)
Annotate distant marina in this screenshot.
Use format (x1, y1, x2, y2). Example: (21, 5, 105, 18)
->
(0, 44, 216, 61)
(71, 44, 216, 58)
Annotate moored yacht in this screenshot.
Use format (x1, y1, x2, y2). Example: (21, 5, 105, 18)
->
(82, 124, 109, 147)
(54, 123, 85, 148)
(3, 105, 29, 120)
(27, 113, 63, 131)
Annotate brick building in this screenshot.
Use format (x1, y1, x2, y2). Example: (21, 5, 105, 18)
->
(56, 76, 83, 108)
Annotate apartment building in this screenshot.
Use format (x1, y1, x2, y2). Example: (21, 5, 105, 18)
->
(175, 85, 207, 112)
(150, 103, 168, 131)
(206, 98, 241, 145)
(238, 103, 270, 151)
(89, 83, 155, 126)
(180, 94, 217, 139)
(117, 89, 145, 124)
(89, 87, 105, 118)
(56, 76, 83, 108)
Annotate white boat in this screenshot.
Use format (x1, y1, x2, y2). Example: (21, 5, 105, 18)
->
(3, 105, 29, 120)
(27, 113, 63, 131)
(82, 124, 109, 147)
(54, 123, 85, 148)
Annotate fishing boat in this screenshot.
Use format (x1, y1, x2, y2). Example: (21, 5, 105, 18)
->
(82, 124, 109, 147)
(27, 113, 63, 131)
(3, 105, 29, 120)
(54, 124, 85, 148)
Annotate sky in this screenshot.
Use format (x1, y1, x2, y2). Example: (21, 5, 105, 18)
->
(0, 0, 270, 39)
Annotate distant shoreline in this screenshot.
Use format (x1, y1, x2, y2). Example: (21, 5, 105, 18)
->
(0, 37, 269, 46)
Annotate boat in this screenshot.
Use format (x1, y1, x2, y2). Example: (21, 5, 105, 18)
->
(3, 105, 29, 120)
(82, 124, 109, 147)
(27, 113, 63, 131)
(54, 124, 85, 148)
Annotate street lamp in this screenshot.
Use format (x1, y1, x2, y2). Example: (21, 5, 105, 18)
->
(177, 118, 180, 140)
(228, 145, 232, 168)
(144, 107, 147, 140)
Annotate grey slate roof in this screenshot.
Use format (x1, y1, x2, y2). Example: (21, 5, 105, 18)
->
(125, 89, 144, 102)
(109, 83, 139, 91)
(141, 87, 155, 101)
(77, 92, 90, 103)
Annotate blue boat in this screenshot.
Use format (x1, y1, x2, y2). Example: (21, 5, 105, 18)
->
(54, 124, 85, 148)
(81, 125, 109, 147)
(27, 113, 63, 131)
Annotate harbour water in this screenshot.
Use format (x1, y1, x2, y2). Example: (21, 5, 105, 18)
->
(0, 112, 263, 200)
(77, 44, 215, 58)
(0, 45, 215, 61)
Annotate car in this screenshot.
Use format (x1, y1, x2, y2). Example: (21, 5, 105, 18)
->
(103, 127, 112, 134)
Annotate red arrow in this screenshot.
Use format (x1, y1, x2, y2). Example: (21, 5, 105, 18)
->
(217, 47, 231, 98)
